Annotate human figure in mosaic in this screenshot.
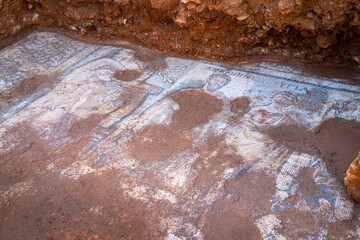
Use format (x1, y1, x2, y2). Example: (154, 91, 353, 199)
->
(41, 59, 163, 150)
(223, 91, 298, 163)
(128, 73, 231, 129)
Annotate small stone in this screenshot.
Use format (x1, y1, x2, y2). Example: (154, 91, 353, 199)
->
(174, 9, 188, 26)
(237, 12, 249, 21)
(225, 194, 239, 203)
(73, 12, 81, 21)
(28, 4, 33, 9)
(196, 3, 206, 12)
(316, 34, 337, 49)
(187, 3, 196, 10)
(238, 37, 252, 44)
(229, 0, 241, 7)
(353, 55, 360, 64)
(262, 25, 270, 31)
(313, 5, 322, 15)
(307, 12, 314, 19)
(351, 12, 360, 26)
(118, 18, 127, 25)
(105, 16, 112, 24)
(255, 29, 266, 39)
(181, 0, 201, 4)
(278, 0, 296, 15)
(150, 0, 178, 10)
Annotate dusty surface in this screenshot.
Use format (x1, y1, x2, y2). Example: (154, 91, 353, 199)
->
(0, 73, 57, 110)
(230, 96, 251, 113)
(204, 172, 275, 240)
(171, 89, 224, 130)
(263, 118, 360, 183)
(1, 0, 360, 66)
(113, 69, 142, 82)
(129, 124, 193, 162)
(0, 32, 360, 239)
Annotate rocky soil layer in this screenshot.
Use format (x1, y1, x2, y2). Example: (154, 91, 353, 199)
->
(1, 0, 360, 64)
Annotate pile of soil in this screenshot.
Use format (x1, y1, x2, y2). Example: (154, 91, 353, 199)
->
(1, 0, 360, 65)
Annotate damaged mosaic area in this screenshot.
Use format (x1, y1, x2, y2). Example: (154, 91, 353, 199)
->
(0, 32, 360, 239)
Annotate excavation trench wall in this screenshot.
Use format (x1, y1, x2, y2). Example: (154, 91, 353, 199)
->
(1, 0, 360, 64)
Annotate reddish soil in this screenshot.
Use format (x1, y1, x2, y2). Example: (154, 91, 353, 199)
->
(294, 64, 360, 84)
(0, 122, 167, 239)
(113, 69, 142, 82)
(171, 89, 224, 130)
(128, 124, 193, 162)
(324, 219, 360, 240)
(129, 89, 224, 162)
(133, 51, 168, 70)
(0, 124, 51, 187)
(68, 114, 104, 139)
(0, 170, 166, 240)
(278, 207, 320, 238)
(1, 0, 360, 65)
(230, 96, 251, 114)
(284, 166, 357, 237)
(263, 118, 360, 183)
(297, 167, 320, 196)
(190, 135, 242, 191)
(1, 100, 360, 238)
(203, 172, 276, 239)
(0, 74, 57, 110)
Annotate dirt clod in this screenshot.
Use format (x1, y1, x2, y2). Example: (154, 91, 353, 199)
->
(230, 96, 251, 113)
(113, 69, 142, 82)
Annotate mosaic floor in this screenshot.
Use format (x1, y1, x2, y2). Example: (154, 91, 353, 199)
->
(0, 32, 360, 239)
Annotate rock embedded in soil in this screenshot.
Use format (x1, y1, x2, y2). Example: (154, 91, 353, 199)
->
(316, 34, 338, 49)
(1, 0, 360, 64)
(345, 152, 360, 202)
(278, 0, 296, 15)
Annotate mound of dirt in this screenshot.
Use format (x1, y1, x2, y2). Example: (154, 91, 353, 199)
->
(1, 0, 360, 65)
